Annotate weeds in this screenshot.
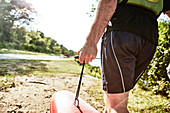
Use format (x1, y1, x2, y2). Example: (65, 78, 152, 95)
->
(0, 75, 15, 91)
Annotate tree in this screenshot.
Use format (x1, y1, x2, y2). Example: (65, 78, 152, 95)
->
(10, 0, 36, 26)
(38, 31, 45, 38)
(0, 0, 36, 48)
(138, 20, 170, 97)
(60, 44, 69, 54)
(0, 0, 76, 56)
(69, 50, 75, 56)
(86, 0, 98, 17)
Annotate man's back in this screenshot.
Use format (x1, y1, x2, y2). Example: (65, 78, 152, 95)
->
(109, 4, 159, 45)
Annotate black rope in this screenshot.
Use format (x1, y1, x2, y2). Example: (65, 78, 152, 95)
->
(75, 62, 85, 99)
(74, 56, 85, 108)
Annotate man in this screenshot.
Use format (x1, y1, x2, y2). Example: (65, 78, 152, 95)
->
(78, 0, 170, 113)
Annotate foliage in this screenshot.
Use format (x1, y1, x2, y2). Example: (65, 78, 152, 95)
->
(0, 27, 76, 56)
(0, 0, 76, 56)
(138, 20, 170, 97)
(0, 0, 35, 43)
(0, 75, 15, 91)
(86, 0, 98, 17)
(89, 66, 101, 79)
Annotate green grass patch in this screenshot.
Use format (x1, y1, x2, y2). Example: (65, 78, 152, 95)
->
(32, 60, 91, 76)
(87, 83, 170, 113)
(0, 59, 90, 76)
(0, 59, 48, 76)
(0, 59, 91, 91)
(128, 84, 170, 113)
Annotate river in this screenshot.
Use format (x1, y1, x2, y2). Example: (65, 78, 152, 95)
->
(0, 53, 101, 67)
(0, 53, 73, 60)
(89, 58, 101, 68)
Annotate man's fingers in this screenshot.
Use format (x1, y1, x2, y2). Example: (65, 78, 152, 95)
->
(89, 55, 96, 62)
(79, 54, 91, 64)
(79, 54, 85, 64)
(78, 48, 97, 64)
(84, 55, 91, 64)
(78, 49, 84, 63)
(78, 49, 81, 55)
(91, 55, 96, 60)
(84, 55, 96, 64)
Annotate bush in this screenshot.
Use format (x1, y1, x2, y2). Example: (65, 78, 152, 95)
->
(89, 66, 102, 79)
(138, 20, 170, 98)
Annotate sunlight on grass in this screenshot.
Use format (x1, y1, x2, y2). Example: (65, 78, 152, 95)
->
(88, 83, 170, 113)
(31, 60, 90, 76)
(0, 59, 90, 77)
(128, 84, 170, 113)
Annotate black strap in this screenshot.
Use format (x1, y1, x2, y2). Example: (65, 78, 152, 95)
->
(74, 56, 85, 108)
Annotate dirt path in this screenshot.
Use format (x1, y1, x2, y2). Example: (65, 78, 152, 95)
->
(0, 74, 104, 113)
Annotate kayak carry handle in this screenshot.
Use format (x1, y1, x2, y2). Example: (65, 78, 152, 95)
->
(74, 97, 80, 108)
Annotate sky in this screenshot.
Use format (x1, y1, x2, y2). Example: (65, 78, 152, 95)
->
(25, 0, 169, 58)
(26, 0, 98, 53)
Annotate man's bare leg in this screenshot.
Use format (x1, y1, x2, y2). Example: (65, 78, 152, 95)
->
(103, 91, 129, 113)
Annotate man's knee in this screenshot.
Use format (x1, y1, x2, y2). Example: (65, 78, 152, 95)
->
(104, 91, 129, 113)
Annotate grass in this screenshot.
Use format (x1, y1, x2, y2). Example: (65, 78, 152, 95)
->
(0, 59, 169, 112)
(0, 59, 90, 90)
(128, 85, 170, 113)
(0, 59, 91, 76)
(32, 60, 91, 76)
(87, 81, 105, 111)
(88, 83, 170, 113)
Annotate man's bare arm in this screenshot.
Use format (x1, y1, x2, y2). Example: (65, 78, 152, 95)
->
(86, 0, 117, 44)
(79, 0, 117, 63)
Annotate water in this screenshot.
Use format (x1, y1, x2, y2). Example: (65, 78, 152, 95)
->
(0, 54, 73, 60)
(0, 53, 101, 67)
(89, 58, 101, 68)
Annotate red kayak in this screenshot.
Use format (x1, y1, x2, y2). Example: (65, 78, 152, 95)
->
(50, 90, 99, 113)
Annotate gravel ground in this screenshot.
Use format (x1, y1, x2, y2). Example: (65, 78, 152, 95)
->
(0, 74, 104, 113)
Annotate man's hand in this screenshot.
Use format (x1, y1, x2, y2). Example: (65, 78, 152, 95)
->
(78, 42, 97, 64)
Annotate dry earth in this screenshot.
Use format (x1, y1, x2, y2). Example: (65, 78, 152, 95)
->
(0, 74, 103, 113)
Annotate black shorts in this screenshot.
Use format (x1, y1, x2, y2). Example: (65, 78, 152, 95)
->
(101, 31, 156, 93)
